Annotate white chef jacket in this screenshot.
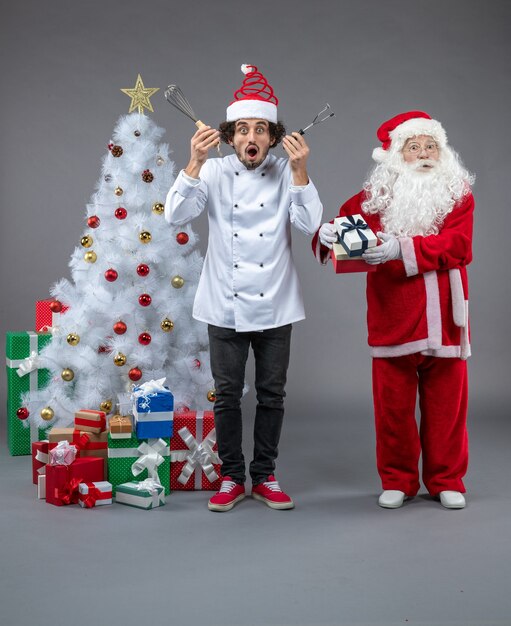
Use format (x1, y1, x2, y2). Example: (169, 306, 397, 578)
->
(164, 152, 323, 332)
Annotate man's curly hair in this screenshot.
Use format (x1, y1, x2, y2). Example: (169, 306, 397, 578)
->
(218, 120, 286, 147)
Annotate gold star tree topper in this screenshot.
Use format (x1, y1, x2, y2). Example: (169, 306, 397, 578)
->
(121, 75, 160, 114)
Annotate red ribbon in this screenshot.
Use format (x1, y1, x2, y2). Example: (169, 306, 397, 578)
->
(75, 415, 106, 431)
(72, 430, 91, 451)
(55, 476, 82, 505)
(79, 483, 112, 508)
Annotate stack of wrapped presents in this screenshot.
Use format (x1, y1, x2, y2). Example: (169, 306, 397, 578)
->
(6, 300, 223, 511)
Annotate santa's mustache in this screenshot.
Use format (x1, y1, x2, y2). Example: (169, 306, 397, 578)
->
(408, 159, 437, 171)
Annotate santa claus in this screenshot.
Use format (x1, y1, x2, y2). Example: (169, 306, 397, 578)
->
(314, 111, 475, 509)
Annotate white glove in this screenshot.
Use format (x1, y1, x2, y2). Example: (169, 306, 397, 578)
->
(362, 232, 402, 265)
(319, 222, 338, 249)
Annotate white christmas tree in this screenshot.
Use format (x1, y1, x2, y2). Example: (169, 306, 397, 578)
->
(22, 76, 215, 431)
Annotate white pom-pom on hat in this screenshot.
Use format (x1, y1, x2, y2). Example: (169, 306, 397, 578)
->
(241, 64, 253, 75)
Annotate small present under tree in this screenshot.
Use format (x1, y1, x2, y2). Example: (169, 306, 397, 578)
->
(22, 75, 215, 431)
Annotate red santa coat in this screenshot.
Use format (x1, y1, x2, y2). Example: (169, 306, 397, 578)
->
(312, 190, 474, 359)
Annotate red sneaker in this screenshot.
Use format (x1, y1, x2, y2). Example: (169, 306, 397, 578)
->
(251, 475, 294, 510)
(208, 477, 245, 512)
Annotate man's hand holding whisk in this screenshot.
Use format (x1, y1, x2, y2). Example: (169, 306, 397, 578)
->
(185, 126, 221, 179)
(283, 132, 310, 186)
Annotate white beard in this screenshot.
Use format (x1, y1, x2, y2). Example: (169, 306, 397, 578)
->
(362, 147, 474, 237)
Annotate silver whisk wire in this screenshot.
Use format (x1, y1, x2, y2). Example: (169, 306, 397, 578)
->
(299, 103, 335, 134)
(165, 85, 199, 123)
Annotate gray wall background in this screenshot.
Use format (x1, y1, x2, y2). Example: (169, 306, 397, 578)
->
(1, 0, 510, 443)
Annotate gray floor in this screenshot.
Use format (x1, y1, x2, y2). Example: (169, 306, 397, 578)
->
(1, 400, 510, 626)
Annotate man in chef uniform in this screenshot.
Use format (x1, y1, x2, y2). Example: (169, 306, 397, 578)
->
(165, 65, 323, 511)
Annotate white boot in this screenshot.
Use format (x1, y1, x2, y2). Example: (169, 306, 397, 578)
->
(378, 490, 406, 509)
(439, 491, 466, 509)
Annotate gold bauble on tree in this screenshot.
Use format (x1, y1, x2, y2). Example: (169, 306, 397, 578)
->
(152, 202, 164, 215)
(139, 231, 152, 244)
(207, 389, 217, 402)
(84, 251, 97, 263)
(81, 235, 93, 248)
(161, 318, 174, 332)
(114, 187, 123, 196)
(40, 407, 54, 421)
(66, 333, 80, 346)
(100, 400, 113, 413)
(61, 368, 75, 381)
(114, 353, 127, 366)
(171, 276, 184, 289)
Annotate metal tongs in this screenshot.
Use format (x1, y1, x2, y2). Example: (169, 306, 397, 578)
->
(298, 103, 335, 135)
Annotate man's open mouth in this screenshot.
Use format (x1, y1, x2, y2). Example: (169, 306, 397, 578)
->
(247, 146, 258, 159)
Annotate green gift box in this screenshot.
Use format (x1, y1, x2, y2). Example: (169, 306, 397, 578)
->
(5, 331, 52, 456)
(107, 433, 170, 495)
(115, 481, 165, 510)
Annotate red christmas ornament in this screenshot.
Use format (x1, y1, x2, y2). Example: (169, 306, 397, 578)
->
(129, 367, 143, 382)
(87, 215, 101, 228)
(113, 321, 127, 335)
(139, 293, 152, 307)
(194, 359, 201, 368)
(104, 268, 118, 282)
(138, 332, 152, 345)
(49, 300, 63, 313)
(108, 143, 114, 150)
(17, 407, 29, 420)
(98, 345, 113, 354)
(115, 207, 127, 220)
(137, 264, 150, 277)
(176, 232, 189, 245)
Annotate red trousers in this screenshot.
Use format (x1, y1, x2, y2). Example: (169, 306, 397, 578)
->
(372, 354, 468, 496)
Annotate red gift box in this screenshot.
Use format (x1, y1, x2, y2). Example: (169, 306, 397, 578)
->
(170, 411, 222, 491)
(35, 298, 69, 333)
(330, 246, 377, 274)
(32, 440, 49, 485)
(46, 457, 104, 506)
(75, 409, 106, 434)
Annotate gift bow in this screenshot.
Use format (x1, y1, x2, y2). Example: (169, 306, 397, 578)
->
(56, 476, 82, 505)
(16, 351, 42, 377)
(131, 438, 167, 482)
(80, 483, 112, 508)
(49, 440, 78, 466)
(135, 478, 163, 508)
(339, 216, 368, 234)
(173, 426, 220, 485)
(132, 377, 168, 410)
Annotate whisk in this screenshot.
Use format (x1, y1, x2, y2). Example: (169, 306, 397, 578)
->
(298, 103, 335, 135)
(165, 84, 221, 155)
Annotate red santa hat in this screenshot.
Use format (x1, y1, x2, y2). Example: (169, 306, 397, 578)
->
(372, 111, 448, 163)
(226, 64, 278, 123)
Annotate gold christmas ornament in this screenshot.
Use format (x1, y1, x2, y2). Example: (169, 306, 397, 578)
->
(114, 353, 127, 366)
(161, 318, 174, 332)
(171, 275, 184, 289)
(139, 231, 152, 244)
(40, 407, 54, 421)
(100, 399, 113, 413)
(66, 333, 80, 346)
(84, 251, 97, 263)
(81, 235, 93, 248)
(120, 74, 160, 114)
(207, 389, 217, 403)
(114, 186, 123, 196)
(61, 368, 75, 382)
(152, 202, 164, 215)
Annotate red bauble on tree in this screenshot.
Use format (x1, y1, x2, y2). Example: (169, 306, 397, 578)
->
(139, 293, 152, 307)
(17, 407, 29, 420)
(104, 268, 118, 282)
(87, 215, 101, 228)
(113, 321, 127, 335)
(129, 367, 143, 382)
(138, 332, 152, 345)
(176, 232, 189, 245)
(194, 359, 201, 368)
(115, 207, 127, 220)
(49, 300, 63, 313)
(137, 264, 150, 277)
